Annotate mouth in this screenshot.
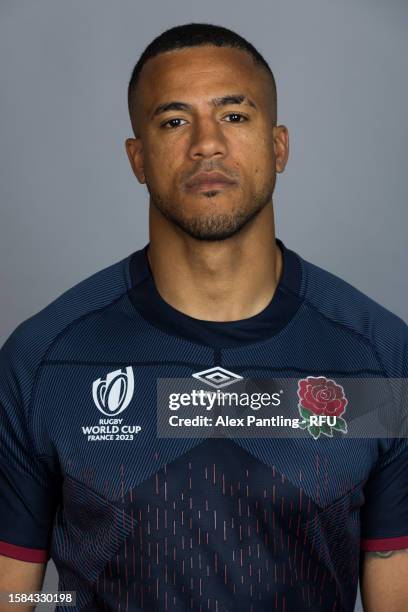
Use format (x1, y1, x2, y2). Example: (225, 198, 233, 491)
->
(185, 172, 237, 193)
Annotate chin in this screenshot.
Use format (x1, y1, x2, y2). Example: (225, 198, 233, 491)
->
(173, 211, 253, 242)
(151, 189, 268, 240)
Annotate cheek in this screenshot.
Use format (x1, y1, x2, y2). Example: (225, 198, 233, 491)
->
(142, 134, 171, 177)
(257, 141, 276, 180)
(143, 146, 176, 188)
(257, 134, 275, 161)
(247, 153, 275, 187)
(240, 133, 274, 172)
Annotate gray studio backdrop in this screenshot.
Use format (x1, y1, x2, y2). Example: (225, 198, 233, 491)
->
(1, 1, 407, 611)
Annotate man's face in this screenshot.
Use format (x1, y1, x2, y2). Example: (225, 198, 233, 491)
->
(126, 45, 288, 241)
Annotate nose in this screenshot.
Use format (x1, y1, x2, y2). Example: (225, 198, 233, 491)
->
(188, 117, 228, 160)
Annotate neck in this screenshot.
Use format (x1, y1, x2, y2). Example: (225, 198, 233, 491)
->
(147, 202, 282, 322)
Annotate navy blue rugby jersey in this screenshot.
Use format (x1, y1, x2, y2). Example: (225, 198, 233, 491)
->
(0, 238, 407, 612)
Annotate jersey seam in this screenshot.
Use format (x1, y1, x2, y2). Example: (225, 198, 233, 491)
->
(40, 360, 383, 375)
(309, 476, 368, 519)
(26, 285, 131, 459)
(42, 359, 212, 367)
(302, 297, 388, 376)
(299, 258, 395, 377)
(300, 266, 401, 423)
(63, 470, 129, 507)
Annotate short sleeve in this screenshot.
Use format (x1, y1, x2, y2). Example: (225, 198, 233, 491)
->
(0, 331, 60, 562)
(360, 437, 408, 552)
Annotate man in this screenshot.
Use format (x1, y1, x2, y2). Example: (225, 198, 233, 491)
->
(0, 22, 407, 612)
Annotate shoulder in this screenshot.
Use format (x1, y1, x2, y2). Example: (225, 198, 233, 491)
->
(0, 253, 133, 402)
(298, 253, 408, 376)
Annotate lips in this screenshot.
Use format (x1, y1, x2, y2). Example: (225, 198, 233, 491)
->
(185, 172, 237, 191)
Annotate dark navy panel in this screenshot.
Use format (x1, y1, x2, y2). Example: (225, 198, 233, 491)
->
(360, 438, 408, 542)
(0, 454, 60, 552)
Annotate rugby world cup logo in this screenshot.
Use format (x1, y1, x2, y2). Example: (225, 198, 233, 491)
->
(92, 367, 134, 416)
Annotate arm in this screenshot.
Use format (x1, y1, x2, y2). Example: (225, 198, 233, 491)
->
(360, 549, 408, 612)
(0, 556, 45, 612)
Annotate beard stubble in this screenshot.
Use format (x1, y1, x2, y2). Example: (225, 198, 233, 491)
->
(147, 183, 274, 242)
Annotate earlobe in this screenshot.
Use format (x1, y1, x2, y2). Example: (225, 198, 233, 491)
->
(125, 137, 146, 184)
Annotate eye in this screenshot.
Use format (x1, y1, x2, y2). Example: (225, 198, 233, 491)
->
(223, 113, 248, 123)
(161, 118, 188, 129)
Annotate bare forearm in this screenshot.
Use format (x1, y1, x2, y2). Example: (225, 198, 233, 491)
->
(0, 556, 45, 612)
(361, 549, 408, 612)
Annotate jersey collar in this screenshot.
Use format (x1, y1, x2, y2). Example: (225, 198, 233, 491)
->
(128, 238, 303, 348)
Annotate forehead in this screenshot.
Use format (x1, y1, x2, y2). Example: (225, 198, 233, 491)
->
(137, 46, 271, 112)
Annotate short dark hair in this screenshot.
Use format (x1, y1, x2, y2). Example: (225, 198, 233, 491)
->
(128, 23, 277, 135)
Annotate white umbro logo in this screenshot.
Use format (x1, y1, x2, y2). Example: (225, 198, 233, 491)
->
(192, 366, 243, 389)
(92, 367, 134, 416)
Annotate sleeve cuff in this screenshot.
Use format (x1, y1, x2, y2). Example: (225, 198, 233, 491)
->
(0, 540, 49, 563)
(361, 535, 408, 552)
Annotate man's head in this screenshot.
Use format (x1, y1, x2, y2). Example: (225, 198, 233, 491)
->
(126, 23, 289, 241)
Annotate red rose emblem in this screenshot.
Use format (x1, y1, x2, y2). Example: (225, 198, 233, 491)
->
(297, 376, 347, 418)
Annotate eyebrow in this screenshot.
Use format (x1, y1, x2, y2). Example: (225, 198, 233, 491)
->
(151, 94, 257, 118)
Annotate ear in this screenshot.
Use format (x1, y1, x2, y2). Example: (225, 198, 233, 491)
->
(273, 125, 289, 174)
(125, 138, 146, 184)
